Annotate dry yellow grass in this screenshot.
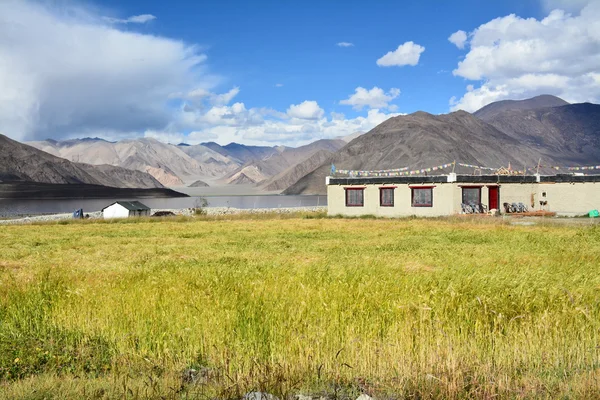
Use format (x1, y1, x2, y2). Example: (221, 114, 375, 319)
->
(0, 216, 599, 399)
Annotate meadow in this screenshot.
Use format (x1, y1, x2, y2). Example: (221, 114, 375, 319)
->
(0, 214, 599, 399)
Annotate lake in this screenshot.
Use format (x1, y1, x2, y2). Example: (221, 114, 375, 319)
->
(0, 195, 327, 217)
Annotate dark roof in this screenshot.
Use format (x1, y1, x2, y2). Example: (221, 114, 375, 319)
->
(328, 174, 600, 185)
(102, 201, 150, 211)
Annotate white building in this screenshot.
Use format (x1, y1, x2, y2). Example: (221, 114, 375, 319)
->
(102, 201, 151, 219)
(327, 174, 600, 217)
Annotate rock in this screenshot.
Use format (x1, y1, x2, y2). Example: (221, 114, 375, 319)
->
(188, 179, 210, 187)
(243, 392, 280, 400)
(151, 211, 176, 217)
(181, 366, 212, 386)
(355, 394, 374, 400)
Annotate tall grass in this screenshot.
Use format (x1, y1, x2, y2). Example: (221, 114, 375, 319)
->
(0, 218, 599, 398)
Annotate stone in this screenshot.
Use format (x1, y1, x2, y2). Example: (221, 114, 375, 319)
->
(243, 392, 280, 400)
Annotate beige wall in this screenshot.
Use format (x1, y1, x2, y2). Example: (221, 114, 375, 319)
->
(540, 182, 600, 215)
(327, 181, 600, 217)
(327, 183, 456, 217)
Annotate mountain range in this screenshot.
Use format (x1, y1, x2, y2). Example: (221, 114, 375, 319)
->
(286, 96, 600, 194)
(3, 95, 599, 197)
(28, 136, 347, 188)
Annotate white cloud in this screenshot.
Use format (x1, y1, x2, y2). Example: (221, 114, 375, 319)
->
(340, 87, 400, 110)
(0, 0, 401, 147)
(211, 87, 240, 106)
(337, 42, 354, 47)
(0, 0, 212, 141)
(104, 14, 157, 24)
(376, 41, 425, 67)
(448, 30, 468, 49)
(286, 101, 325, 120)
(275, 83, 284, 87)
(450, 2, 600, 112)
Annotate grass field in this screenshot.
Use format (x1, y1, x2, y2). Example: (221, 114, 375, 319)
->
(0, 214, 599, 399)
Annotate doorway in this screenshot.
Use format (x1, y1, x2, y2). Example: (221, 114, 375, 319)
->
(488, 186, 499, 210)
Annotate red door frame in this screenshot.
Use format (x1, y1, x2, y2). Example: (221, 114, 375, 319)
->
(488, 186, 499, 210)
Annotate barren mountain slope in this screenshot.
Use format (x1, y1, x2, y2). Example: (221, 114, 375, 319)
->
(223, 139, 345, 185)
(284, 111, 558, 195)
(260, 150, 334, 192)
(1, 134, 163, 188)
(479, 103, 600, 165)
(473, 95, 569, 120)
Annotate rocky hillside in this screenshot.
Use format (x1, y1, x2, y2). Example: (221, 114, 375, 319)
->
(0, 134, 163, 189)
(473, 95, 569, 120)
(284, 110, 564, 195)
(222, 139, 345, 185)
(478, 103, 600, 164)
(28, 137, 232, 186)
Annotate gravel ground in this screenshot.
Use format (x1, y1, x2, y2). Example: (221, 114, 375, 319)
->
(0, 206, 327, 225)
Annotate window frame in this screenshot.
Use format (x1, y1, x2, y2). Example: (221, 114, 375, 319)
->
(410, 186, 434, 208)
(379, 186, 396, 207)
(460, 186, 482, 205)
(344, 187, 365, 207)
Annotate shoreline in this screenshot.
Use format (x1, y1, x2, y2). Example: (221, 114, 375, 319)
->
(0, 206, 328, 225)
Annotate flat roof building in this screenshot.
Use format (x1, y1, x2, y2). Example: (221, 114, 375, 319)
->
(326, 173, 600, 217)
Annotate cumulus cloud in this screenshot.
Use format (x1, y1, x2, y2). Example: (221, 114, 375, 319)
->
(286, 101, 325, 120)
(448, 30, 468, 49)
(0, 0, 401, 147)
(0, 0, 211, 141)
(104, 14, 157, 24)
(337, 42, 354, 47)
(340, 87, 400, 110)
(450, 3, 600, 112)
(376, 41, 425, 67)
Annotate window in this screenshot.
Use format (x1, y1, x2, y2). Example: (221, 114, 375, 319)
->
(411, 187, 433, 207)
(345, 188, 364, 207)
(462, 187, 481, 205)
(380, 187, 395, 207)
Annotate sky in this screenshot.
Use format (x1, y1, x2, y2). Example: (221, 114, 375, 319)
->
(0, 0, 599, 146)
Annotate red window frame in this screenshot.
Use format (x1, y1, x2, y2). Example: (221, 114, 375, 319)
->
(379, 186, 396, 207)
(410, 186, 435, 207)
(344, 187, 365, 207)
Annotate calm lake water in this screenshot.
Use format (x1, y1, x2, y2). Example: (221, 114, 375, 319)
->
(0, 195, 327, 217)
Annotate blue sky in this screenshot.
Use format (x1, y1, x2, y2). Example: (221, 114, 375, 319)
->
(105, 0, 541, 115)
(0, 0, 598, 145)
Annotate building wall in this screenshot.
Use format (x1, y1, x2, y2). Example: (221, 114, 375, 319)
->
(129, 210, 151, 217)
(327, 183, 456, 217)
(103, 204, 130, 219)
(541, 182, 600, 215)
(328, 181, 600, 217)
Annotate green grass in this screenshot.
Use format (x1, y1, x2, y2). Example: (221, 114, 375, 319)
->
(0, 216, 599, 399)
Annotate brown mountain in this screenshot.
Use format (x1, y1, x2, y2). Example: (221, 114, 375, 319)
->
(0, 134, 163, 189)
(28, 137, 231, 186)
(223, 139, 345, 185)
(473, 95, 569, 120)
(201, 142, 281, 164)
(284, 110, 570, 195)
(477, 102, 600, 165)
(260, 149, 334, 192)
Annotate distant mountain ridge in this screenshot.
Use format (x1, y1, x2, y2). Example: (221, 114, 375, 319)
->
(0, 134, 163, 189)
(479, 102, 600, 165)
(285, 96, 600, 194)
(473, 95, 569, 120)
